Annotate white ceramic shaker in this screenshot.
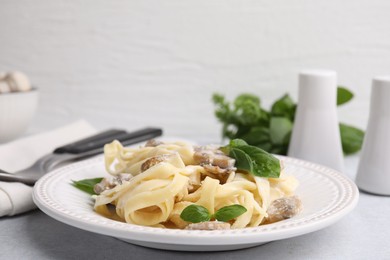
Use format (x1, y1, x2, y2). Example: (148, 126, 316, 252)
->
(355, 76, 390, 195)
(288, 69, 344, 172)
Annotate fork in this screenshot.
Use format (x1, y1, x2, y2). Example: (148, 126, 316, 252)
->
(0, 127, 162, 185)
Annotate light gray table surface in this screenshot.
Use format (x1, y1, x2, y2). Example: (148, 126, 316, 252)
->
(1, 146, 389, 260)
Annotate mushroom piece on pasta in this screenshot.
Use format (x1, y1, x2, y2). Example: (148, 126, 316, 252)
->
(265, 196, 302, 224)
(185, 221, 231, 230)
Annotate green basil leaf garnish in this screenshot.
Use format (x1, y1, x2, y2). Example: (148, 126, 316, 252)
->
(180, 205, 211, 223)
(72, 178, 103, 195)
(223, 139, 281, 178)
(214, 205, 247, 222)
(180, 204, 248, 224)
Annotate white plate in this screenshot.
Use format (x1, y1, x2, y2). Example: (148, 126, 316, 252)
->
(33, 155, 359, 251)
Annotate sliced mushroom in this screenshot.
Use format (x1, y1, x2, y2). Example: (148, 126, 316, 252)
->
(185, 221, 231, 230)
(212, 154, 235, 169)
(193, 148, 236, 184)
(141, 154, 170, 172)
(93, 173, 133, 194)
(144, 139, 163, 147)
(193, 150, 234, 167)
(202, 165, 233, 184)
(193, 151, 212, 165)
(265, 196, 302, 224)
(94, 179, 112, 195)
(203, 165, 232, 175)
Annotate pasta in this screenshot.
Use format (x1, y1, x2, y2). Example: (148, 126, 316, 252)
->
(93, 140, 300, 230)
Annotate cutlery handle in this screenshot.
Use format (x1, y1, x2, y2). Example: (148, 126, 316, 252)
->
(53, 127, 163, 154)
(53, 129, 127, 154)
(0, 172, 35, 185)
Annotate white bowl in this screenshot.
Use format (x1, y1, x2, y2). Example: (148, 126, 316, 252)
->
(0, 89, 38, 143)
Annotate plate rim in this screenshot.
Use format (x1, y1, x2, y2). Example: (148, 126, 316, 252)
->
(33, 155, 359, 246)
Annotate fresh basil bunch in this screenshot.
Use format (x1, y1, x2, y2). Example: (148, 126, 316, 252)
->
(212, 87, 364, 155)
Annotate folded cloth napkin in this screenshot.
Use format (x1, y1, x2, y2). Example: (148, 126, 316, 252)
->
(0, 120, 96, 217)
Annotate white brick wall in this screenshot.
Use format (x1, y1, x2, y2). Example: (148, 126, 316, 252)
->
(1, 0, 389, 143)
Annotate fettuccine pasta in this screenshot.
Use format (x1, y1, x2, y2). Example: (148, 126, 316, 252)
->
(93, 140, 300, 229)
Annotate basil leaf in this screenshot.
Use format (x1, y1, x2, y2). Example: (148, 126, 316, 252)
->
(223, 139, 281, 178)
(337, 86, 354, 106)
(236, 145, 281, 178)
(230, 147, 254, 173)
(340, 123, 365, 155)
(72, 178, 103, 195)
(230, 139, 248, 147)
(214, 205, 247, 222)
(180, 205, 211, 223)
(255, 142, 273, 152)
(269, 117, 293, 146)
(221, 139, 246, 154)
(271, 94, 296, 121)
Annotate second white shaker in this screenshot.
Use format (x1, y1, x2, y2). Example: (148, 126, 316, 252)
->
(356, 76, 390, 195)
(288, 69, 344, 172)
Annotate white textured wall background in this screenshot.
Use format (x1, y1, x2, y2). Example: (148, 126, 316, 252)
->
(1, 0, 390, 142)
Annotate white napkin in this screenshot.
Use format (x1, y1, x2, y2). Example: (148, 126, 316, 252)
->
(0, 120, 97, 217)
